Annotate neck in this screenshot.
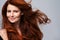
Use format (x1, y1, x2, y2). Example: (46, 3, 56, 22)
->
(10, 21, 20, 28)
(15, 21, 20, 28)
(14, 21, 22, 36)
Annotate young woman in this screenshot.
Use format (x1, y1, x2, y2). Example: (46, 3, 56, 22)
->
(0, 0, 50, 40)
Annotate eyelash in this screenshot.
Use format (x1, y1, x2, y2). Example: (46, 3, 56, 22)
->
(7, 10, 11, 12)
(7, 10, 19, 13)
(14, 11, 18, 13)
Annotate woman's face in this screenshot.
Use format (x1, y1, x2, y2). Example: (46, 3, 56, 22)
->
(7, 4, 21, 23)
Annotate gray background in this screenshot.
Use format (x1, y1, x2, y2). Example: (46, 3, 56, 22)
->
(0, 0, 60, 40)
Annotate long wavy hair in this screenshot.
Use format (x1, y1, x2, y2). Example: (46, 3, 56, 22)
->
(2, 0, 50, 40)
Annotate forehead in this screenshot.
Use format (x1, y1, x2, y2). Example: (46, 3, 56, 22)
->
(7, 4, 20, 10)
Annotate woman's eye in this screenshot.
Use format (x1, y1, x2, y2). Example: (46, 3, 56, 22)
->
(14, 10, 19, 13)
(7, 10, 11, 12)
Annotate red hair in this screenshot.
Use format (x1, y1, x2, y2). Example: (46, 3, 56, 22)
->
(2, 0, 50, 40)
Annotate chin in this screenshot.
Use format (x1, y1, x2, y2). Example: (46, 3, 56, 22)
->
(8, 19, 19, 23)
(10, 22, 15, 23)
(9, 20, 16, 23)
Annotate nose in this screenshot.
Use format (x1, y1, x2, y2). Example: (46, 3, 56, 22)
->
(11, 12, 14, 17)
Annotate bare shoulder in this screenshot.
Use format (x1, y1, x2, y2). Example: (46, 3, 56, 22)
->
(0, 29, 7, 37)
(0, 29, 7, 34)
(0, 29, 8, 40)
(0, 29, 6, 31)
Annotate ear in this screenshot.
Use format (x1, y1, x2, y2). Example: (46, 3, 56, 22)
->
(21, 13, 23, 15)
(24, 0, 32, 4)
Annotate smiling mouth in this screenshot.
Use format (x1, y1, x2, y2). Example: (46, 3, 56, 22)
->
(10, 18, 15, 21)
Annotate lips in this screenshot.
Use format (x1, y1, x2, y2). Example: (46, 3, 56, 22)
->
(9, 17, 15, 21)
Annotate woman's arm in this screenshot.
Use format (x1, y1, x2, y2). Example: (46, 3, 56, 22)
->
(0, 29, 8, 40)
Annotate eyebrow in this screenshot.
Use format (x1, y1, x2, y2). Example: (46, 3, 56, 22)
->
(7, 10, 20, 11)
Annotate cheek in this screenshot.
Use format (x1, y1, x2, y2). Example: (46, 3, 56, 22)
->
(14, 13, 21, 18)
(6, 13, 10, 17)
(15, 13, 21, 22)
